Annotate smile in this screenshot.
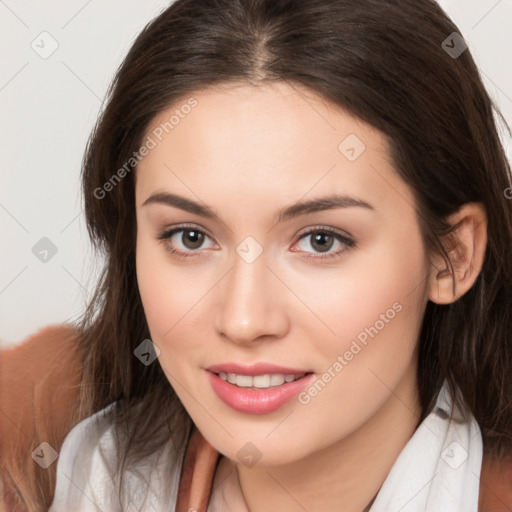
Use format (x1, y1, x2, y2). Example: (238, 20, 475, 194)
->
(216, 372, 307, 388)
(207, 370, 315, 414)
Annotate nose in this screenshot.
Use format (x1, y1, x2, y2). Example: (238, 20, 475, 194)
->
(214, 249, 290, 346)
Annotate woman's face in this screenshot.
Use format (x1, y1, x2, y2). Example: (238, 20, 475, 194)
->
(135, 81, 430, 465)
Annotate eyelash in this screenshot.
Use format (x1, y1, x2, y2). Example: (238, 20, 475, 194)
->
(156, 223, 357, 261)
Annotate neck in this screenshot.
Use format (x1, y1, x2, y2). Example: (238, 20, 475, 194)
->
(234, 371, 422, 512)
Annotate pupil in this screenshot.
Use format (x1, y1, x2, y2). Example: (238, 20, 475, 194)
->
(312, 232, 333, 253)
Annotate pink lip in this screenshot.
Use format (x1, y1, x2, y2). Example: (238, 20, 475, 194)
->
(207, 370, 315, 414)
(206, 362, 312, 376)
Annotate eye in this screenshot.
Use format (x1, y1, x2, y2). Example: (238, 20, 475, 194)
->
(156, 224, 217, 259)
(291, 226, 356, 261)
(156, 224, 356, 261)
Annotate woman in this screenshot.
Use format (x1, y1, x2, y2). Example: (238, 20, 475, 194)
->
(45, 0, 512, 510)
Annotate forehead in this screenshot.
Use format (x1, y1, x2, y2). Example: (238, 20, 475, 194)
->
(135, 81, 415, 219)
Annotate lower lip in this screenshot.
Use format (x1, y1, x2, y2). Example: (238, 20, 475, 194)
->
(207, 371, 315, 414)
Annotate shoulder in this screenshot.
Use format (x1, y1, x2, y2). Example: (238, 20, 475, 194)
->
(0, 323, 82, 443)
(49, 401, 191, 512)
(479, 454, 512, 512)
(0, 323, 82, 430)
(0, 323, 83, 511)
(49, 402, 118, 511)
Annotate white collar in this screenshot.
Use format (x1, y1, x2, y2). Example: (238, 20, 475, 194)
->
(368, 379, 483, 511)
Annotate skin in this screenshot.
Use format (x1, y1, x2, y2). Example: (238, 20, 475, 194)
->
(134, 81, 487, 511)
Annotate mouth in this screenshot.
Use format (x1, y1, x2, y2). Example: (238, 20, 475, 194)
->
(206, 368, 316, 414)
(212, 371, 313, 389)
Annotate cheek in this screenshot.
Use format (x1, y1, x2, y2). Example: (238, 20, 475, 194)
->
(307, 240, 426, 352)
(136, 234, 189, 340)
(135, 232, 218, 374)
(136, 239, 196, 388)
(362, 252, 426, 360)
(136, 252, 172, 335)
(293, 258, 425, 445)
(301, 238, 428, 416)
(136, 227, 186, 321)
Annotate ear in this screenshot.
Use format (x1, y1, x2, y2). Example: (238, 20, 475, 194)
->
(427, 202, 488, 305)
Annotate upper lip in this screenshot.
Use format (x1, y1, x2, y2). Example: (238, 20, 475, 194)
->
(206, 362, 313, 376)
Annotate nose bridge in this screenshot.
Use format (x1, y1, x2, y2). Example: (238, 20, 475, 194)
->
(214, 240, 288, 343)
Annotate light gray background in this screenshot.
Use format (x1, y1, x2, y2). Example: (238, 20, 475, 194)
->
(1, 0, 511, 348)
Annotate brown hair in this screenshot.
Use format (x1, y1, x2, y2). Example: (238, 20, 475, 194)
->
(76, 0, 512, 504)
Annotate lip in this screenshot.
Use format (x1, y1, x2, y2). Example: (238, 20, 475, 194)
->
(207, 369, 315, 414)
(206, 362, 312, 376)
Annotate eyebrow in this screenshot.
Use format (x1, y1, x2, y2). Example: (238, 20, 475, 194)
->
(142, 191, 375, 223)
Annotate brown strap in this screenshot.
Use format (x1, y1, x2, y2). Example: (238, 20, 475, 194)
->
(175, 426, 221, 512)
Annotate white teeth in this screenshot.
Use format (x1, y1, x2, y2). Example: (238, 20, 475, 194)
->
(217, 372, 306, 388)
(236, 375, 253, 387)
(270, 374, 285, 386)
(252, 374, 271, 388)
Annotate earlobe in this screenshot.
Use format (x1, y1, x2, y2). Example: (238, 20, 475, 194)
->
(427, 202, 487, 305)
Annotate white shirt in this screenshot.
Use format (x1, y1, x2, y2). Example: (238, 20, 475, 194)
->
(49, 402, 190, 512)
(49, 381, 482, 512)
